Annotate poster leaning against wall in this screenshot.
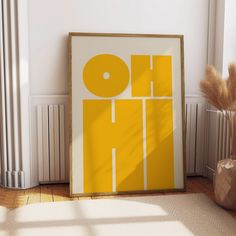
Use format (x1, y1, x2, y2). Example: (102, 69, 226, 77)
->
(69, 32, 185, 197)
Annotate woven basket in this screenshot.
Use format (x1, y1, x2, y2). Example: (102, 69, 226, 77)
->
(214, 158, 236, 209)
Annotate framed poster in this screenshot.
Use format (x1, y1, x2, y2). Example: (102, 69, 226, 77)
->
(69, 33, 185, 197)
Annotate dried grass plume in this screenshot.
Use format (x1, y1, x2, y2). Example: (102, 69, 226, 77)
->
(200, 64, 236, 111)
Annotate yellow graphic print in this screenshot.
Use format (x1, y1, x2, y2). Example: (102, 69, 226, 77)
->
(82, 54, 174, 193)
(83, 100, 144, 193)
(131, 55, 172, 97)
(83, 54, 129, 97)
(146, 99, 174, 189)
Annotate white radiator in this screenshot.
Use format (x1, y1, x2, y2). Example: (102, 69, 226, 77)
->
(30, 95, 208, 184)
(0, 0, 26, 188)
(206, 110, 231, 178)
(37, 104, 66, 182)
(215, 111, 231, 161)
(30, 96, 69, 183)
(185, 97, 207, 175)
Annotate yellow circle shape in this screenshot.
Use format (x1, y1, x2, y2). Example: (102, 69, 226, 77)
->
(83, 54, 129, 97)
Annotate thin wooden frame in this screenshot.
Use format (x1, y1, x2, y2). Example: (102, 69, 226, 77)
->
(69, 32, 186, 198)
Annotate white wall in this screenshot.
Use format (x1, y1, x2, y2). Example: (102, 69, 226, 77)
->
(213, 0, 236, 77)
(222, 0, 236, 76)
(214, 0, 225, 73)
(28, 0, 210, 95)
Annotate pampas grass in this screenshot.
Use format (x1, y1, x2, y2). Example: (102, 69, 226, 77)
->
(227, 64, 236, 109)
(200, 64, 236, 111)
(200, 63, 236, 157)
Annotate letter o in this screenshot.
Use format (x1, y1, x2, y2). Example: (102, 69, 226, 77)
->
(83, 54, 129, 97)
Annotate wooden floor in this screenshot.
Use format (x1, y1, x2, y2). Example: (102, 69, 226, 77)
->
(0, 177, 235, 218)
